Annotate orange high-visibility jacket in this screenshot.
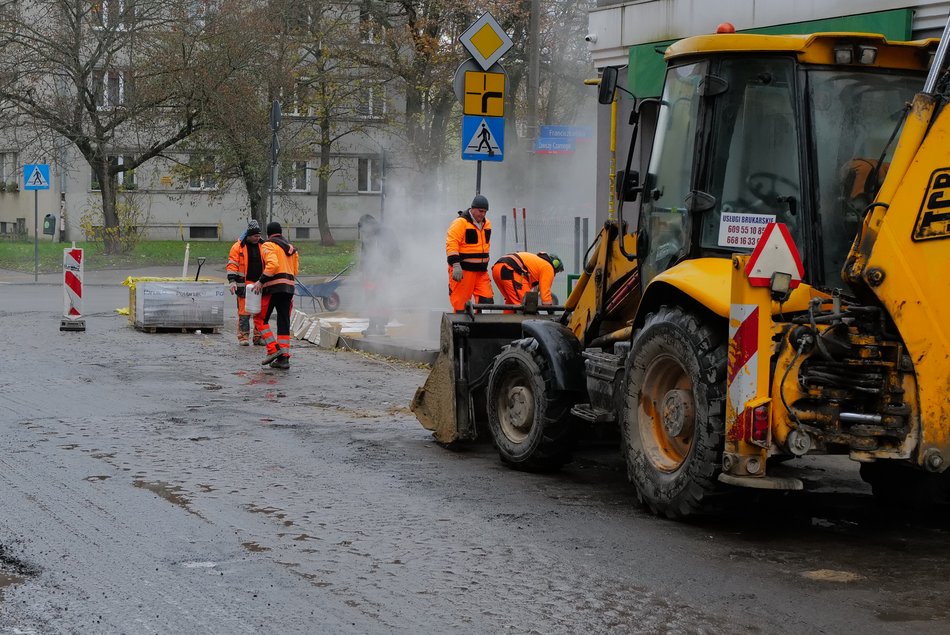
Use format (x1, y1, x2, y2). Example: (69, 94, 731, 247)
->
(226, 239, 265, 291)
(446, 211, 492, 272)
(495, 252, 556, 303)
(260, 236, 299, 295)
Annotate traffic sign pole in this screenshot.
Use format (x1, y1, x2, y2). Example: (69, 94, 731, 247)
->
(34, 190, 38, 282)
(476, 160, 482, 195)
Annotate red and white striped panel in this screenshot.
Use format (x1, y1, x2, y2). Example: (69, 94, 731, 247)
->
(63, 248, 83, 318)
(728, 303, 759, 425)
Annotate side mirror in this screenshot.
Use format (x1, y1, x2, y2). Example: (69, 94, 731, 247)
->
(598, 66, 619, 105)
(615, 170, 641, 201)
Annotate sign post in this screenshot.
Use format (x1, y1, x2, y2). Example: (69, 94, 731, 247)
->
(456, 12, 514, 196)
(23, 164, 51, 282)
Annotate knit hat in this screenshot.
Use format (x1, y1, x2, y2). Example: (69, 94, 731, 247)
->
(266, 221, 282, 236)
(471, 194, 489, 211)
(246, 220, 261, 236)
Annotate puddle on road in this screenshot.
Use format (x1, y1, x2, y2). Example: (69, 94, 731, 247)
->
(0, 573, 24, 598)
(134, 480, 203, 518)
(234, 370, 280, 385)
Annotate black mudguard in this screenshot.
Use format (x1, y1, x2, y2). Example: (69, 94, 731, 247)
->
(521, 320, 585, 392)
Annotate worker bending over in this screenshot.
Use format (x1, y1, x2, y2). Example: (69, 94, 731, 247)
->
(252, 222, 299, 370)
(446, 194, 493, 311)
(491, 251, 564, 306)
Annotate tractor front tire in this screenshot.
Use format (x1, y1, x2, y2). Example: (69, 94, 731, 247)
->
(622, 306, 727, 519)
(487, 338, 577, 472)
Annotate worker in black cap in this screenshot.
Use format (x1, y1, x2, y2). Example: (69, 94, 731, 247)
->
(226, 219, 265, 345)
(251, 221, 299, 369)
(445, 194, 493, 311)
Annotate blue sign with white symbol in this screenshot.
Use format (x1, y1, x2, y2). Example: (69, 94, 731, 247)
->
(462, 115, 504, 162)
(23, 164, 51, 190)
(535, 138, 576, 154)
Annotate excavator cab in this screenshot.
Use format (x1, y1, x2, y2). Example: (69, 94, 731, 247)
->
(637, 38, 926, 293)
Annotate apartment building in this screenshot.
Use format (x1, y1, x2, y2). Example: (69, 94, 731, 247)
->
(0, 0, 398, 243)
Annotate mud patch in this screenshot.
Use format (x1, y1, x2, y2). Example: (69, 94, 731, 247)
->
(0, 543, 38, 599)
(134, 480, 203, 518)
(241, 542, 271, 552)
(802, 569, 864, 582)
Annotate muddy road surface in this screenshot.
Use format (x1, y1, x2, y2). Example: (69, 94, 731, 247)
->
(2, 277, 950, 634)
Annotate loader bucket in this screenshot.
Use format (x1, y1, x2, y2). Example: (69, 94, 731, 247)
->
(411, 312, 546, 444)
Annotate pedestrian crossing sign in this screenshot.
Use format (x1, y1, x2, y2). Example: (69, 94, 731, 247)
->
(23, 164, 51, 190)
(462, 115, 504, 162)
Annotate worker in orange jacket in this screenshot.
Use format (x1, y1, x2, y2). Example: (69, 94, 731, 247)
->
(446, 194, 493, 311)
(226, 220, 265, 346)
(491, 251, 564, 306)
(251, 222, 300, 370)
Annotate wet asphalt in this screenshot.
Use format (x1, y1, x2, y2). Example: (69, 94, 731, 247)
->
(2, 270, 950, 633)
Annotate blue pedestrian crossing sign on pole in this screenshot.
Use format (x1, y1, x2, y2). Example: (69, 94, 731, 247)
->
(23, 164, 51, 190)
(462, 115, 504, 162)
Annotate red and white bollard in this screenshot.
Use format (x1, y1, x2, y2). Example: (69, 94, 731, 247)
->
(60, 246, 85, 332)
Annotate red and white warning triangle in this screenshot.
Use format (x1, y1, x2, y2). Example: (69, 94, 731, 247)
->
(744, 222, 804, 288)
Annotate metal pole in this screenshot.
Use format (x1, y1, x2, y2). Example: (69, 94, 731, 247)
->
(475, 160, 482, 195)
(522, 207, 527, 251)
(33, 191, 38, 282)
(268, 162, 276, 227)
(583, 217, 589, 255)
(501, 214, 507, 255)
(574, 216, 580, 274)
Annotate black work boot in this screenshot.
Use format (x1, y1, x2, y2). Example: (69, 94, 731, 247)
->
(270, 355, 290, 369)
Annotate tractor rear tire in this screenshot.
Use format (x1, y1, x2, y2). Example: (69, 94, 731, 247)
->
(487, 338, 577, 472)
(622, 306, 727, 519)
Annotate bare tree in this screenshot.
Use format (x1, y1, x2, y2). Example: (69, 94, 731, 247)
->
(0, 0, 247, 252)
(297, 0, 393, 246)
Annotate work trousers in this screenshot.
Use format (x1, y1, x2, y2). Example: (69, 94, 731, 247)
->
(448, 268, 493, 311)
(254, 292, 294, 358)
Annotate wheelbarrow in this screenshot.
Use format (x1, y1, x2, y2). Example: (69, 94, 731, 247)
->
(295, 263, 352, 312)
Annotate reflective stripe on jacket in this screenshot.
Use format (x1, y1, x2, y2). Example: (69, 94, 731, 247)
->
(446, 212, 492, 272)
(260, 235, 299, 295)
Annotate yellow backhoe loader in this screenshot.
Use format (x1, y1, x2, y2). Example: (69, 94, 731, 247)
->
(412, 20, 950, 518)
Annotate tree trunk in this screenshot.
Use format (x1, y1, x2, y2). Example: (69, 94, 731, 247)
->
(95, 155, 121, 254)
(316, 116, 334, 246)
(243, 166, 267, 228)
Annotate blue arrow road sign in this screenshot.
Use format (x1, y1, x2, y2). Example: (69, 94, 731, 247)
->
(462, 115, 504, 162)
(23, 164, 51, 190)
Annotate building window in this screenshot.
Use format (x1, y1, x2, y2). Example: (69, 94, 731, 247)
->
(0, 151, 18, 185)
(93, 69, 125, 109)
(90, 155, 136, 191)
(357, 86, 386, 119)
(93, 0, 131, 29)
(280, 161, 309, 192)
(189, 226, 218, 239)
(188, 154, 218, 190)
(284, 81, 313, 117)
(358, 157, 381, 193)
(359, 4, 383, 44)
(295, 227, 310, 240)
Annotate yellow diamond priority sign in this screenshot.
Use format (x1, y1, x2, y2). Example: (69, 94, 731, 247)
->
(459, 12, 513, 71)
